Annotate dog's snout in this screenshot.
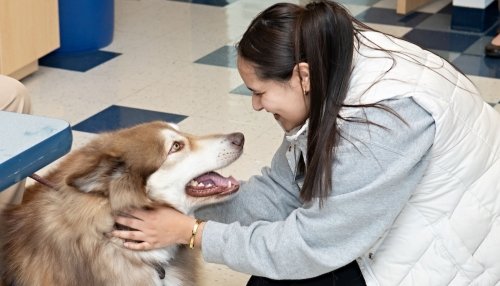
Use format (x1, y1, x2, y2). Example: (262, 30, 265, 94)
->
(229, 132, 245, 147)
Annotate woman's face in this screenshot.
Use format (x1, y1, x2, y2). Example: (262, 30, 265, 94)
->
(237, 56, 310, 132)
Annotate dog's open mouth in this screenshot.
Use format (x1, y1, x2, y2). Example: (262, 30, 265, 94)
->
(185, 171, 239, 197)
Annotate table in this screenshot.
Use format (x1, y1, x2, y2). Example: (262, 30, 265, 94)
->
(0, 111, 72, 190)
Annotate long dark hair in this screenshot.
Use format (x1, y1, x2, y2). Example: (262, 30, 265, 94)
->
(237, 0, 399, 205)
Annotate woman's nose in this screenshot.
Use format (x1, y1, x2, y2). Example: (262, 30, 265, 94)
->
(252, 95, 263, 111)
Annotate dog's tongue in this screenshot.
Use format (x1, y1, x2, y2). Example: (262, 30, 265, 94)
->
(185, 171, 239, 197)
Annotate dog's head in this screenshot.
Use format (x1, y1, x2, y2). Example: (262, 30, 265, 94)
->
(61, 121, 244, 214)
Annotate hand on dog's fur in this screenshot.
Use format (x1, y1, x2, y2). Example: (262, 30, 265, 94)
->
(113, 207, 197, 250)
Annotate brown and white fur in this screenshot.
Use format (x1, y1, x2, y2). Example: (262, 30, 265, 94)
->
(0, 121, 244, 286)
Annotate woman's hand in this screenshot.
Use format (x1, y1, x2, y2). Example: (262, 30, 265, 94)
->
(112, 207, 196, 251)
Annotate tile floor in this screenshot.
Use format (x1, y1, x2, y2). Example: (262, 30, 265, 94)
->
(18, 0, 500, 285)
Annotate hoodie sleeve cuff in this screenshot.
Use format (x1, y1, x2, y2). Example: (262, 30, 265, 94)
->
(200, 220, 229, 264)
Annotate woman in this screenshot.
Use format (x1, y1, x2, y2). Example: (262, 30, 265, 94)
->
(0, 75, 32, 211)
(113, 1, 500, 285)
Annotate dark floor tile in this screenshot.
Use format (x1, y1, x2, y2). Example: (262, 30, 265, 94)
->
(403, 29, 480, 52)
(356, 7, 432, 27)
(168, 0, 237, 7)
(335, 0, 380, 6)
(464, 36, 494, 56)
(194, 46, 237, 68)
(73, 105, 187, 134)
(230, 84, 251, 96)
(39, 50, 121, 72)
(416, 13, 453, 32)
(453, 54, 500, 78)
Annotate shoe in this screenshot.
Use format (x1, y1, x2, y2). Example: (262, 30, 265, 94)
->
(485, 27, 500, 57)
(485, 42, 500, 57)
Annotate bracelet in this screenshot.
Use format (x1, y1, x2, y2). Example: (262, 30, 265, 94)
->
(189, 219, 204, 249)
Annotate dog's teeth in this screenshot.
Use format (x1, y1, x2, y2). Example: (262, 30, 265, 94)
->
(228, 181, 232, 187)
(198, 183, 205, 187)
(207, 183, 213, 187)
(190, 180, 197, 187)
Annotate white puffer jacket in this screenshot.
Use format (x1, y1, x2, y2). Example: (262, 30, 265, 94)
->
(351, 32, 500, 286)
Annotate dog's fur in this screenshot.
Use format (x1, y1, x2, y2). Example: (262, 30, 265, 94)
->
(0, 121, 244, 286)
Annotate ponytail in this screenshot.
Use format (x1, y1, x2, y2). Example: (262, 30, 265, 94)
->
(298, 1, 355, 205)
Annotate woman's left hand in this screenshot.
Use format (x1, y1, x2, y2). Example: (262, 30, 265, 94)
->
(112, 206, 195, 251)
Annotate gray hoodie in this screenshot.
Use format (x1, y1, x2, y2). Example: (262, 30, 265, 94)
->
(196, 97, 435, 280)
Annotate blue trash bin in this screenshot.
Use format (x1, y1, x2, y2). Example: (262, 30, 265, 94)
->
(56, 0, 114, 53)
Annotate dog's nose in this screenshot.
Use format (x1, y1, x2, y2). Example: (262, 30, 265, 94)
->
(229, 132, 245, 147)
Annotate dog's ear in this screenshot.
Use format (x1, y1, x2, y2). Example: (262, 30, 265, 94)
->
(65, 147, 152, 210)
(65, 150, 121, 195)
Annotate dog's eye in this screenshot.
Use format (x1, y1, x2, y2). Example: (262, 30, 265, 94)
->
(169, 142, 184, 154)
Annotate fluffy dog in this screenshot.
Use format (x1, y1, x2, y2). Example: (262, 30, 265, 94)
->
(0, 121, 244, 286)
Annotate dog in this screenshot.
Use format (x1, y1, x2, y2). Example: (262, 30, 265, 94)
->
(0, 121, 244, 286)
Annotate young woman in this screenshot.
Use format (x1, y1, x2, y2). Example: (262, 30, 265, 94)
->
(113, 1, 500, 285)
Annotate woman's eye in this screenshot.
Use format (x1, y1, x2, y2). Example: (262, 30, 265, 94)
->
(169, 142, 184, 154)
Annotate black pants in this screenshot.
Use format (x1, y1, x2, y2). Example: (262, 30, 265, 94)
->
(246, 261, 366, 286)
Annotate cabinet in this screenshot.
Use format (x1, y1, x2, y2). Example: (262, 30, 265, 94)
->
(397, 0, 435, 14)
(0, 0, 60, 79)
